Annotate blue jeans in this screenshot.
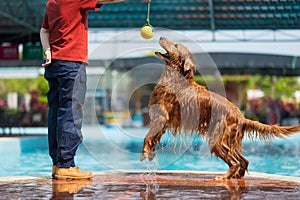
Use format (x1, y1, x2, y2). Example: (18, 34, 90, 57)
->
(44, 60, 87, 168)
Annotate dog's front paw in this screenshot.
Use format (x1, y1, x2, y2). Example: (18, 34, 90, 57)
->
(140, 151, 156, 162)
(140, 153, 148, 161)
(147, 150, 156, 161)
(140, 139, 157, 161)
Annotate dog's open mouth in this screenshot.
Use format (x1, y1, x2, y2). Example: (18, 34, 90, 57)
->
(155, 51, 169, 59)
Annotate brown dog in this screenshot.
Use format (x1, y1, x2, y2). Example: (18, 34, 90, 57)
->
(140, 37, 300, 180)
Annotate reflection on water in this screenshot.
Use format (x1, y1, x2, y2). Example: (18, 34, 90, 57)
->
(51, 179, 93, 199)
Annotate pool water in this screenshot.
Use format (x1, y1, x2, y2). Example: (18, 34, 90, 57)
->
(0, 126, 299, 178)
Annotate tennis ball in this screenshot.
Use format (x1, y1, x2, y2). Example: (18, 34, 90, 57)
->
(140, 25, 154, 39)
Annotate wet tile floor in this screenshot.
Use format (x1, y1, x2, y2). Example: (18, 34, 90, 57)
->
(0, 171, 299, 200)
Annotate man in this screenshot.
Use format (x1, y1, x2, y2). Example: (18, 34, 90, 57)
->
(40, 0, 124, 179)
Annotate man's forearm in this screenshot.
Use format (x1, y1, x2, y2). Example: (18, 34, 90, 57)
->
(40, 28, 50, 51)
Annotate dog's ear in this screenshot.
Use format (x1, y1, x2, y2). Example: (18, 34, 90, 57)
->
(183, 57, 196, 74)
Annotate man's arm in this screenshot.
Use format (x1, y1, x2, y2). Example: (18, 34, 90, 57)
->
(40, 28, 51, 66)
(40, 28, 50, 50)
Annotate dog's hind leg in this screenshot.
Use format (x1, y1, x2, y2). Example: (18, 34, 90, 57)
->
(234, 151, 249, 178)
(221, 124, 249, 179)
(211, 142, 240, 180)
(230, 128, 248, 178)
(216, 149, 241, 180)
(208, 124, 234, 179)
(140, 117, 167, 161)
(211, 125, 242, 180)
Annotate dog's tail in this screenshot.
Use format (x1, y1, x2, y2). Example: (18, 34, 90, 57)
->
(243, 118, 300, 141)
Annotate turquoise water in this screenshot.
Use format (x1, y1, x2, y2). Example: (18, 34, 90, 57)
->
(0, 126, 299, 177)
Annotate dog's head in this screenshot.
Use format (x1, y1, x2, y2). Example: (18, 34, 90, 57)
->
(155, 37, 196, 79)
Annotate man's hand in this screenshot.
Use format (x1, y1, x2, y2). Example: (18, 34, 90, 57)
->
(42, 48, 51, 67)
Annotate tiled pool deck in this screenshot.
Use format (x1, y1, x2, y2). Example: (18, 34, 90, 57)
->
(0, 171, 299, 199)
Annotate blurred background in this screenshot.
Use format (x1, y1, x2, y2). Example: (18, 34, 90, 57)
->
(1, 0, 300, 132)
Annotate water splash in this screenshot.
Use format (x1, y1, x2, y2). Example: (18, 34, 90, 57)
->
(142, 158, 160, 196)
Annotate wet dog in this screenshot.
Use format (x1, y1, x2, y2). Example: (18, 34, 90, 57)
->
(140, 37, 300, 180)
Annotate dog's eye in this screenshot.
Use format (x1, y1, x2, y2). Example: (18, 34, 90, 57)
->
(174, 44, 179, 48)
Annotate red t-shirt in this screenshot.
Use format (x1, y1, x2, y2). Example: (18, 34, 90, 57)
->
(41, 0, 101, 63)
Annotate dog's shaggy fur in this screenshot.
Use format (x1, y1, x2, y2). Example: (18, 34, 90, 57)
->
(140, 37, 300, 180)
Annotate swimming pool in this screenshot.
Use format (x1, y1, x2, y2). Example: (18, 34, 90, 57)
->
(0, 125, 299, 178)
